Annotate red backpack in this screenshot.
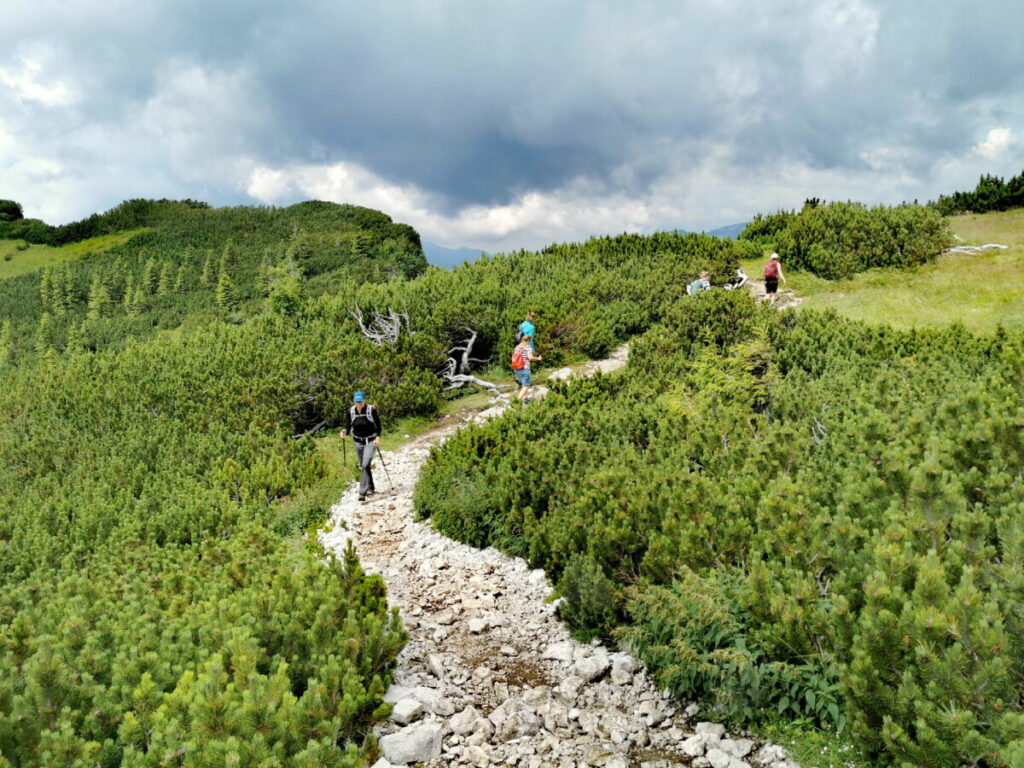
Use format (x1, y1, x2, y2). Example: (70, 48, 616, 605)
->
(511, 346, 526, 370)
(764, 259, 779, 279)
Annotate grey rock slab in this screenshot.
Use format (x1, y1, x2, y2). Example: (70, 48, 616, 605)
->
(721, 738, 754, 758)
(383, 685, 413, 704)
(681, 735, 708, 757)
(390, 697, 425, 725)
(410, 685, 441, 706)
(542, 640, 574, 663)
(426, 652, 445, 680)
(450, 705, 483, 736)
(546, 367, 575, 382)
(574, 652, 611, 683)
(707, 748, 733, 768)
(696, 722, 726, 740)
(379, 721, 443, 765)
(750, 744, 786, 766)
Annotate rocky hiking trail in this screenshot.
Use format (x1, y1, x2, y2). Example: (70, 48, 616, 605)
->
(319, 345, 798, 768)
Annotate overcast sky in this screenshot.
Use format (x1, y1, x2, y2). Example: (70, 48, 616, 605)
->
(2, 1, 1023, 250)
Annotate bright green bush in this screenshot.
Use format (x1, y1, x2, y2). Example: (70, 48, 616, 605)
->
(775, 201, 952, 279)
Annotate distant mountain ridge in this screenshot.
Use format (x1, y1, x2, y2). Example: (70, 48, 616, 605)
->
(661, 222, 748, 240)
(422, 240, 488, 268)
(424, 222, 749, 270)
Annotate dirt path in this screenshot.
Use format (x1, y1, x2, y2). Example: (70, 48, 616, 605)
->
(747, 278, 803, 309)
(319, 346, 796, 768)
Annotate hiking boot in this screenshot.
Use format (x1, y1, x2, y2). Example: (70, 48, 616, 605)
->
(358, 494, 366, 502)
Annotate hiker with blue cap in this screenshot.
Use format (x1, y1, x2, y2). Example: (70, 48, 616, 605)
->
(339, 391, 382, 502)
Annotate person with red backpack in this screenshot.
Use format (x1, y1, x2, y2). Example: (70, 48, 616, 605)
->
(511, 334, 542, 404)
(763, 252, 787, 304)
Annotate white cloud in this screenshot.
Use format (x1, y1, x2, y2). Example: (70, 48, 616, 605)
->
(0, 46, 75, 106)
(974, 127, 1014, 158)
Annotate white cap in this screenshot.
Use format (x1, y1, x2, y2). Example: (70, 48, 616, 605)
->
(770, 252, 779, 259)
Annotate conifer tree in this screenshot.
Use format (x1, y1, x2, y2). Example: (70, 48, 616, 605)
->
(174, 264, 188, 293)
(35, 312, 55, 352)
(128, 286, 149, 316)
(200, 251, 215, 284)
(157, 262, 174, 296)
(122, 275, 135, 311)
(215, 270, 236, 311)
(87, 274, 112, 320)
(140, 258, 158, 295)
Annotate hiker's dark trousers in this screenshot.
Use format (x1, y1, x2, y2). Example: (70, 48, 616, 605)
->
(354, 440, 376, 496)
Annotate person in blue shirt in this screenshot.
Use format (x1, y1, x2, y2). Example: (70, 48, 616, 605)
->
(518, 312, 537, 352)
(687, 271, 711, 296)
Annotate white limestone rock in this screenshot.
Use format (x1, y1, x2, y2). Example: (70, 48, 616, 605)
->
(542, 640, 574, 663)
(390, 697, 425, 725)
(379, 721, 443, 765)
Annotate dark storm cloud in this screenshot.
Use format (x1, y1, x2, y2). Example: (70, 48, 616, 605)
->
(1, 0, 1023, 237)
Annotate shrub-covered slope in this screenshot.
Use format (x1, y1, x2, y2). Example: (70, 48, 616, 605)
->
(0, 199, 426, 360)
(415, 291, 1024, 767)
(0, 222, 747, 766)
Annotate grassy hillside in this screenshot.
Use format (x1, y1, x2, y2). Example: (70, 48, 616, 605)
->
(0, 231, 147, 279)
(762, 209, 1024, 332)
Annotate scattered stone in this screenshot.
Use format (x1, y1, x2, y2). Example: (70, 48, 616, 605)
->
(751, 744, 787, 766)
(574, 652, 610, 682)
(542, 640, 574, 663)
(450, 706, 483, 736)
(696, 722, 726, 740)
(389, 697, 425, 725)
(383, 685, 412, 704)
(721, 737, 754, 758)
(379, 721, 443, 765)
(707, 749, 732, 768)
(427, 653, 445, 679)
(681, 735, 707, 757)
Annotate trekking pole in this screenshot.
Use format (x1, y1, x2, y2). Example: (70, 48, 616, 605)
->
(376, 444, 395, 494)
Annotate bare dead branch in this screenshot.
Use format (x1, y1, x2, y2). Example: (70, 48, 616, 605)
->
(347, 306, 411, 346)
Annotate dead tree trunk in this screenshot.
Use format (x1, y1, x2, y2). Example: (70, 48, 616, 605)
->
(441, 326, 496, 391)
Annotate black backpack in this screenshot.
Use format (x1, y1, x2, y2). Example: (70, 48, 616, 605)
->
(514, 328, 524, 344)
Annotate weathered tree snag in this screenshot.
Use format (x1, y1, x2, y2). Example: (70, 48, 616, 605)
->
(440, 326, 496, 391)
(348, 306, 410, 346)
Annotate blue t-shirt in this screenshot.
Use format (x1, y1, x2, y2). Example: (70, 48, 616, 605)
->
(687, 279, 710, 296)
(519, 320, 536, 350)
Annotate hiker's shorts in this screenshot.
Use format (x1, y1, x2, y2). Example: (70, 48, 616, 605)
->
(514, 369, 532, 387)
(765, 277, 779, 294)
